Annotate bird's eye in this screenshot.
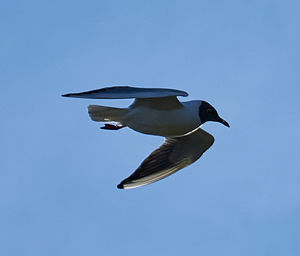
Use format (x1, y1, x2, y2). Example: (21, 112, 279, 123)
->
(207, 108, 213, 114)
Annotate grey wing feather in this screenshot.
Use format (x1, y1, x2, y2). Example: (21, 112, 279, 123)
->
(62, 86, 188, 99)
(130, 97, 184, 110)
(118, 128, 215, 189)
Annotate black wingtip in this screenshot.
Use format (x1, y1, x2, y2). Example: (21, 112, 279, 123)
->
(61, 93, 77, 97)
(117, 183, 124, 189)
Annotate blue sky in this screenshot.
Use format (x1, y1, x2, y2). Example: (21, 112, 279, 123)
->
(1, 0, 300, 255)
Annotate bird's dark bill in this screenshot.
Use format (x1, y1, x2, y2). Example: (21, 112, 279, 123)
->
(219, 118, 230, 127)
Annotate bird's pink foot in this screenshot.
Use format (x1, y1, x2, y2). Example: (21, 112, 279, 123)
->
(101, 124, 125, 130)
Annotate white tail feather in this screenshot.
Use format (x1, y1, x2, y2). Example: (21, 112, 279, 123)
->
(88, 105, 129, 123)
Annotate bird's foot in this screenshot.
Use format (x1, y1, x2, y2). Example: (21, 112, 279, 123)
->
(101, 124, 125, 130)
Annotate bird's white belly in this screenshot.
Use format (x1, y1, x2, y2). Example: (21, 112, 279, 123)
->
(125, 107, 200, 137)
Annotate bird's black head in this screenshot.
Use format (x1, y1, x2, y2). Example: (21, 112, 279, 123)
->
(199, 101, 230, 127)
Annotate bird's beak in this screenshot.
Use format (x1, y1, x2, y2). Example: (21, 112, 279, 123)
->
(218, 117, 230, 127)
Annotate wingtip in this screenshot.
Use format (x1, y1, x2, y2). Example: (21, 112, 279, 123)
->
(117, 183, 124, 189)
(62, 92, 83, 97)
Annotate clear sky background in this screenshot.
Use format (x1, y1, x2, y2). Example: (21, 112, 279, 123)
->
(1, 0, 299, 255)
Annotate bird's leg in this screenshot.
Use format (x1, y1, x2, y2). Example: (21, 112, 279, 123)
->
(101, 123, 126, 130)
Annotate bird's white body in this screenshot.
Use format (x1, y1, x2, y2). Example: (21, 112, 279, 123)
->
(124, 100, 202, 137)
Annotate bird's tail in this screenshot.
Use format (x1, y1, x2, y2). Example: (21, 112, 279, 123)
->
(88, 105, 129, 123)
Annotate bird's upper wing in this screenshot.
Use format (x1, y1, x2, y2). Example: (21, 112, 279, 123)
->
(117, 128, 215, 189)
(129, 96, 184, 110)
(62, 86, 188, 99)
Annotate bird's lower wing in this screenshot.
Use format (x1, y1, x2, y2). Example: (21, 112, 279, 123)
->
(62, 86, 188, 99)
(118, 128, 215, 189)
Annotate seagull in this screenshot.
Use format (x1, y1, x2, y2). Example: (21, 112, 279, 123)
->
(62, 86, 229, 189)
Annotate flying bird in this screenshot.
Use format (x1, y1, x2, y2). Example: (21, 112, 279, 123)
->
(62, 86, 229, 189)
